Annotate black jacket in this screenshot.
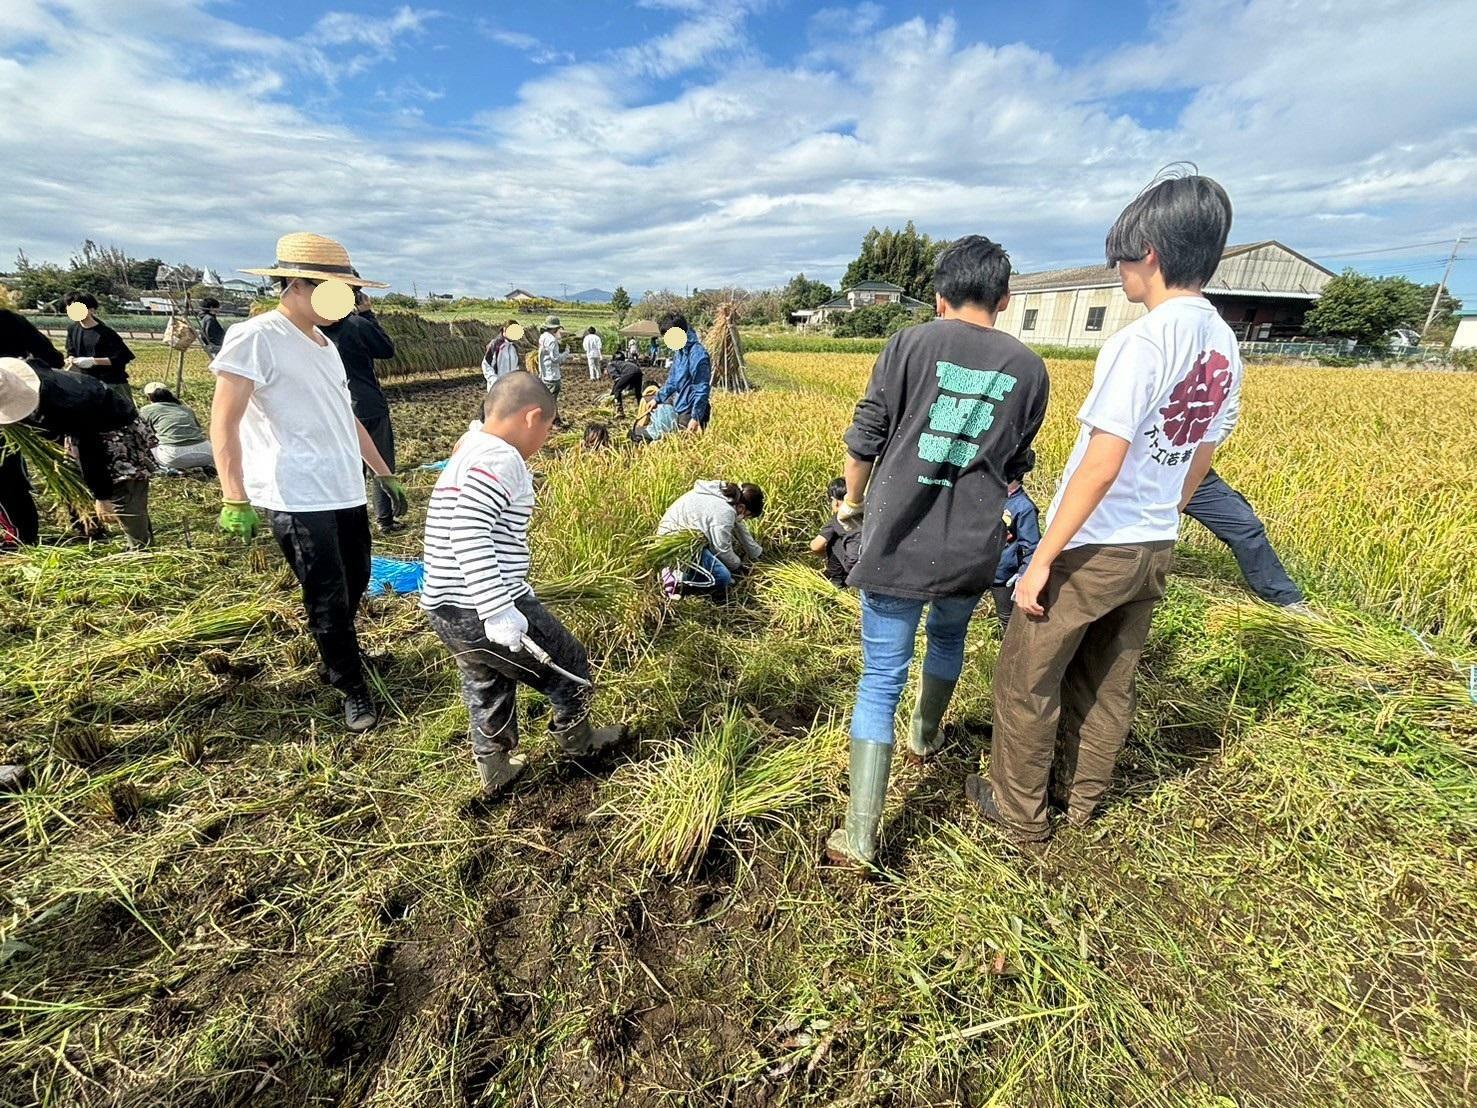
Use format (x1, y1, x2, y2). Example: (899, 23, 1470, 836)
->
(322, 310, 396, 420)
(0, 309, 65, 368)
(843, 319, 1048, 599)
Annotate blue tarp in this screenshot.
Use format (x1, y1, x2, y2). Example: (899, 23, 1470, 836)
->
(369, 556, 425, 595)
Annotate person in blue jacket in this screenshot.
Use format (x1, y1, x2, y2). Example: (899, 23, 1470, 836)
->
(654, 312, 712, 431)
(991, 449, 1042, 629)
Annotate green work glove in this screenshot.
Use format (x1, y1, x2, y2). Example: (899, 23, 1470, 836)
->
(219, 499, 261, 540)
(375, 474, 409, 517)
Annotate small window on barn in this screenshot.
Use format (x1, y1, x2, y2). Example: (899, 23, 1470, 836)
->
(1022, 308, 1038, 331)
(1085, 306, 1106, 331)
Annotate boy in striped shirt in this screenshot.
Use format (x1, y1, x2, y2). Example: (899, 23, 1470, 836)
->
(422, 373, 624, 794)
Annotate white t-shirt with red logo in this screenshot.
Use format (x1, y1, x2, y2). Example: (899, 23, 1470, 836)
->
(1050, 295, 1241, 548)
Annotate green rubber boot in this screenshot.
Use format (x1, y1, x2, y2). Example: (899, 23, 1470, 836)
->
(825, 739, 894, 868)
(906, 674, 958, 761)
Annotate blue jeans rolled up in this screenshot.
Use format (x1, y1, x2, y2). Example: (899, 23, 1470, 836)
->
(850, 590, 981, 745)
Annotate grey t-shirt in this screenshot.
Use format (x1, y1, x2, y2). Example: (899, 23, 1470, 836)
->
(139, 401, 206, 447)
(843, 318, 1049, 599)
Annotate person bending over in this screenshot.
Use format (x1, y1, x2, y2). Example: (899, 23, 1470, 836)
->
(656, 479, 765, 602)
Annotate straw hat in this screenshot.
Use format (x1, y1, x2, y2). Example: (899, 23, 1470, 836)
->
(0, 358, 42, 425)
(241, 232, 387, 288)
(142, 381, 168, 398)
(542, 315, 562, 330)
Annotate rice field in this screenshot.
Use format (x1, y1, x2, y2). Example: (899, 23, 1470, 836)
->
(0, 344, 1473, 1107)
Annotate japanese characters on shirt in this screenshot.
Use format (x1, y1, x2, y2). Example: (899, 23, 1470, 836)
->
(914, 360, 1020, 488)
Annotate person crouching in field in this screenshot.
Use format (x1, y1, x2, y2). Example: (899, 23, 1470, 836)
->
(970, 171, 1243, 843)
(825, 235, 1049, 870)
(656, 480, 765, 602)
(422, 373, 625, 794)
(809, 477, 861, 588)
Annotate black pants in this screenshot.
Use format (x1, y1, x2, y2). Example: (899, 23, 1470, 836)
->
(0, 447, 39, 545)
(425, 595, 593, 755)
(268, 506, 372, 693)
(610, 369, 643, 413)
(359, 412, 397, 526)
(1183, 469, 1303, 606)
(991, 585, 1014, 632)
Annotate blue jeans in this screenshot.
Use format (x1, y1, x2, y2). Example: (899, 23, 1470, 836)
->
(851, 591, 981, 745)
(682, 548, 734, 591)
(1183, 469, 1303, 605)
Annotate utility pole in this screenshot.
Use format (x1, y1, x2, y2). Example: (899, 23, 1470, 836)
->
(1420, 233, 1465, 342)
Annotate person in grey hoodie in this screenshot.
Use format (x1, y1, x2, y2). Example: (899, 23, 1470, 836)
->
(656, 479, 765, 600)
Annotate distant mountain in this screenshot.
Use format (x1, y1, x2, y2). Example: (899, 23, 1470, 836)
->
(566, 288, 614, 303)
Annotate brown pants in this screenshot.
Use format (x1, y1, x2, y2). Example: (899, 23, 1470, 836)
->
(989, 541, 1173, 839)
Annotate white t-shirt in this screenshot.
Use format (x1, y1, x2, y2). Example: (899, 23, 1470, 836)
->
(1049, 296, 1241, 548)
(210, 310, 366, 513)
(538, 331, 562, 381)
(582, 333, 602, 360)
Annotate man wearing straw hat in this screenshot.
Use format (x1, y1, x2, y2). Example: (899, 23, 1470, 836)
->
(209, 233, 410, 733)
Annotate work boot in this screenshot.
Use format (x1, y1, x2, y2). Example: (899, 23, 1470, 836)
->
(344, 688, 378, 733)
(905, 674, 957, 763)
(553, 718, 626, 756)
(475, 748, 528, 795)
(965, 773, 1051, 845)
(824, 739, 894, 869)
(377, 518, 405, 535)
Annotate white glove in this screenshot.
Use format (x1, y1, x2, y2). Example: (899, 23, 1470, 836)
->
(483, 606, 529, 652)
(835, 497, 864, 534)
(70, 357, 97, 369)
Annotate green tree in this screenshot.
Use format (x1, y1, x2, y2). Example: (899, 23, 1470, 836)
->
(1304, 270, 1415, 348)
(834, 302, 919, 338)
(841, 222, 949, 301)
(610, 285, 631, 324)
(780, 273, 834, 317)
(126, 258, 164, 290)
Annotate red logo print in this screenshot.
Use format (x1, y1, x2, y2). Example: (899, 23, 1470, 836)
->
(1159, 350, 1231, 446)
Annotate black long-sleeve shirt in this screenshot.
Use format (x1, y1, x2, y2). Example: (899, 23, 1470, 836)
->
(842, 318, 1049, 599)
(0, 309, 65, 368)
(322, 310, 396, 420)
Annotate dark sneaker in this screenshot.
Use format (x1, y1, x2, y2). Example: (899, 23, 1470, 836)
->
(377, 519, 406, 535)
(344, 689, 378, 732)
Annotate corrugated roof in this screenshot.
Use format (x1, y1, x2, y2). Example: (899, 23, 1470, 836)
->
(1008, 240, 1333, 294)
(849, 279, 906, 291)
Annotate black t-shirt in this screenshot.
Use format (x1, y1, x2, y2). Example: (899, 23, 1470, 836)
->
(198, 311, 226, 352)
(322, 311, 395, 419)
(842, 318, 1049, 598)
(0, 309, 65, 368)
(818, 519, 862, 587)
(65, 320, 135, 385)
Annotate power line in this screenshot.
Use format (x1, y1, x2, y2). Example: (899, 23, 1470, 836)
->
(1317, 237, 1459, 259)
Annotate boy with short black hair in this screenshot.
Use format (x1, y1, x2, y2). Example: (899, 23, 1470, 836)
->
(826, 234, 1049, 868)
(63, 292, 135, 399)
(969, 171, 1242, 842)
(422, 372, 625, 794)
(809, 476, 861, 588)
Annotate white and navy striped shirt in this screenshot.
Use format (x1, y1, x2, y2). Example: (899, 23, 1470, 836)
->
(420, 431, 534, 620)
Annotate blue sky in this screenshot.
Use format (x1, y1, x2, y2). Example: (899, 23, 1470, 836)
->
(1, 1, 1473, 302)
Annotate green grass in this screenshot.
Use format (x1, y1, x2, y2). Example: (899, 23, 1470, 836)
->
(0, 346, 1473, 1106)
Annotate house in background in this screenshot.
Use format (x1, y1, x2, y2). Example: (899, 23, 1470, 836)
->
(996, 241, 1335, 348)
(809, 279, 930, 326)
(1452, 310, 1477, 351)
(506, 288, 542, 302)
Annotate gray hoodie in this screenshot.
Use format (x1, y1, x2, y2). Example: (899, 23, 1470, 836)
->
(657, 479, 763, 571)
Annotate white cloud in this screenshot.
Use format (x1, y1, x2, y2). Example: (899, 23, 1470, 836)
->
(0, 0, 1473, 297)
